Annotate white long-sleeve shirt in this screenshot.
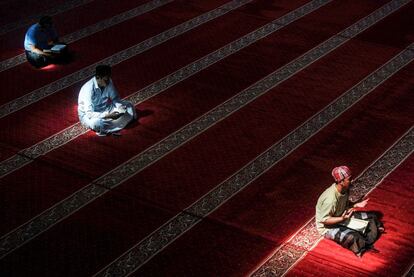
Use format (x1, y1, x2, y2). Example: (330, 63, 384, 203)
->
(78, 77, 121, 120)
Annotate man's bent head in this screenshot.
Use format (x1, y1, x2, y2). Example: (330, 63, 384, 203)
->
(95, 65, 112, 88)
(39, 16, 53, 29)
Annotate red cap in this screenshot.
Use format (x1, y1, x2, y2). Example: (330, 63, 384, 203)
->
(332, 166, 352, 182)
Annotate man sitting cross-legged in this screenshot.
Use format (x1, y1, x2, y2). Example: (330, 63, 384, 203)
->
(24, 15, 70, 68)
(315, 166, 384, 257)
(78, 65, 136, 136)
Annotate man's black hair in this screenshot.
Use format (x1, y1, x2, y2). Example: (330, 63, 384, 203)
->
(39, 16, 53, 27)
(95, 65, 112, 78)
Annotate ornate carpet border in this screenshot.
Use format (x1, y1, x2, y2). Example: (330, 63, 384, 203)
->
(0, 0, 411, 262)
(252, 127, 414, 277)
(0, 0, 174, 72)
(0, 0, 95, 36)
(0, 0, 253, 119)
(403, 263, 414, 277)
(0, 0, 333, 177)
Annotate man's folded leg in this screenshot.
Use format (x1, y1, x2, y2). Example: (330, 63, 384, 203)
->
(325, 226, 366, 256)
(25, 50, 50, 68)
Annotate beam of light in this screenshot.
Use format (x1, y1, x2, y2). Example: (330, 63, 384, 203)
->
(40, 64, 58, 71)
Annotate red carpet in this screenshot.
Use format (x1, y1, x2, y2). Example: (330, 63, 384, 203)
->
(0, 0, 405, 234)
(0, 0, 233, 105)
(0, 1, 413, 276)
(0, 0, 319, 149)
(0, 0, 327, 233)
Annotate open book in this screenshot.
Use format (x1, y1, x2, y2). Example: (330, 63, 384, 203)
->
(340, 217, 369, 233)
(44, 44, 66, 53)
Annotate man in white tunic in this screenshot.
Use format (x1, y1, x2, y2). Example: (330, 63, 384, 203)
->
(78, 65, 136, 136)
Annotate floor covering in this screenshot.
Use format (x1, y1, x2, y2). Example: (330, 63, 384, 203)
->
(0, 0, 413, 276)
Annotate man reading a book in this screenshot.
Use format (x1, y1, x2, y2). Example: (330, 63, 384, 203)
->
(24, 15, 69, 68)
(315, 166, 384, 257)
(78, 65, 137, 136)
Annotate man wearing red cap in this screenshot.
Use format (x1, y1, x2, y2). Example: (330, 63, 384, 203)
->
(315, 166, 384, 257)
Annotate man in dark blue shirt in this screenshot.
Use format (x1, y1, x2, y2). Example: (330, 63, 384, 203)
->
(24, 16, 68, 68)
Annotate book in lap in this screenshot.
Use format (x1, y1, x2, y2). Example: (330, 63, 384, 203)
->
(51, 44, 66, 52)
(44, 44, 66, 53)
(340, 217, 369, 233)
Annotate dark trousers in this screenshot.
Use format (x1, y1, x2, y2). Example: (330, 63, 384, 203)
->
(25, 50, 50, 68)
(324, 212, 383, 255)
(25, 46, 70, 68)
